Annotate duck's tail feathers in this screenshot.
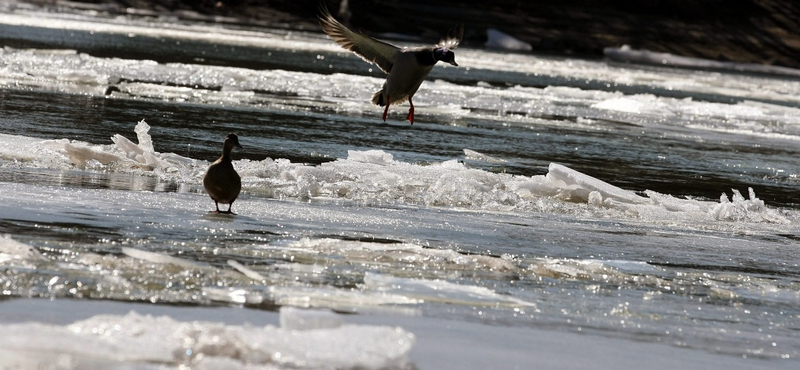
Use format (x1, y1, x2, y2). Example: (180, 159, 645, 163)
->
(371, 90, 385, 106)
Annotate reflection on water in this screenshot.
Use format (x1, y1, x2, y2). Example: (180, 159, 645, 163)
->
(0, 167, 180, 192)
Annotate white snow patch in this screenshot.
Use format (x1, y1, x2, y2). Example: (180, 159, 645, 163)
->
(485, 28, 532, 51)
(282, 237, 517, 272)
(546, 163, 648, 204)
(464, 148, 507, 163)
(0, 310, 415, 369)
(0, 234, 44, 263)
(605, 45, 800, 78)
(364, 272, 535, 308)
(122, 246, 207, 269)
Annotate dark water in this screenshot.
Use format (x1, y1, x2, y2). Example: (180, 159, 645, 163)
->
(2, 87, 799, 208)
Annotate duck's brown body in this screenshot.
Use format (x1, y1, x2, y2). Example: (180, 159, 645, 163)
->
(203, 134, 242, 214)
(319, 8, 463, 125)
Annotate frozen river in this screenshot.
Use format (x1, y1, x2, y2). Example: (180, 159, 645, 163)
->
(0, 4, 798, 369)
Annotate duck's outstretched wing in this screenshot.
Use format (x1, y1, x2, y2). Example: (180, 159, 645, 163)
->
(437, 24, 464, 50)
(319, 7, 400, 74)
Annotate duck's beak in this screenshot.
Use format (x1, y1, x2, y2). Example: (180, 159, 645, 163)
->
(449, 60, 458, 67)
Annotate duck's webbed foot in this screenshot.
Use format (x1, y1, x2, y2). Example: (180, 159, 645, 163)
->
(406, 97, 415, 125)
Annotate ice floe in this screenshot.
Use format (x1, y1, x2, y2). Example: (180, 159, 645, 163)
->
(605, 45, 800, 78)
(485, 28, 532, 52)
(5, 40, 800, 131)
(0, 308, 415, 369)
(0, 121, 791, 225)
(364, 272, 535, 308)
(0, 233, 44, 264)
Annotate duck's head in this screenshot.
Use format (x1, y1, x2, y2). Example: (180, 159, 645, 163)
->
(224, 133, 243, 150)
(433, 48, 458, 66)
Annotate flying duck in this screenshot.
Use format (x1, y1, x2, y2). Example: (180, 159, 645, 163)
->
(319, 8, 464, 125)
(203, 134, 242, 214)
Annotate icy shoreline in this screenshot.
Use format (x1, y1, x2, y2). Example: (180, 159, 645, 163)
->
(0, 298, 793, 370)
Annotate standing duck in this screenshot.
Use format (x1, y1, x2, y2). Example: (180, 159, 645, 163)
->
(203, 134, 243, 214)
(319, 8, 463, 125)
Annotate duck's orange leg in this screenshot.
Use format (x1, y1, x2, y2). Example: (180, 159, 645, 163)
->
(382, 93, 390, 122)
(406, 96, 415, 125)
(223, 202, 236, 215)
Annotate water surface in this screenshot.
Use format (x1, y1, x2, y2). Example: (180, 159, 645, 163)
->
(0, 6, 799, 369)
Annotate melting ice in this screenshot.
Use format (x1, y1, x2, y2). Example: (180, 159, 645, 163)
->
(0, 307, 414, 369)
(1, 5, 800, 368)
(0, 120, 789, 226)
